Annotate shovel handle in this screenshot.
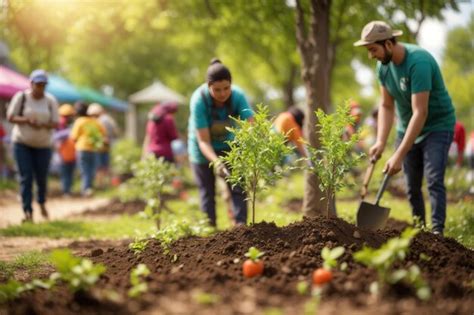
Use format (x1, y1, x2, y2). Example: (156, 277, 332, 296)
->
(374, 173, 390, 206)
(360, 160, 376, 200)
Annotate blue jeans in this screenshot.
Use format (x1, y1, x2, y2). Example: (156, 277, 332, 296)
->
(77, 150, 97, 192)
(191, 162, 247, 226)
(60, 161, 75, 194)
(13, 143, 52, 214)
(399, 131, 453, 232)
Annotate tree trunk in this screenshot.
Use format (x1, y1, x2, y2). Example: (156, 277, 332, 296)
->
(295, 0, 336, 217)
(282, 63, 297, 108)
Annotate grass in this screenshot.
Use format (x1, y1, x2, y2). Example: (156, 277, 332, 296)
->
(0, 251, 49, 279)
(0, 170, 472, 248)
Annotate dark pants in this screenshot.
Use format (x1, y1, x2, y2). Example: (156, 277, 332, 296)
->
(13, 142, 52, 214)
(399, 131, 453, 233)
(191, 162, 247, 226)
(60, 161, 75, 194)
(77, 150, 97, 192)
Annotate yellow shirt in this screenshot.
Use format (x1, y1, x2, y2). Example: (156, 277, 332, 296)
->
(70, 117, 106, 152)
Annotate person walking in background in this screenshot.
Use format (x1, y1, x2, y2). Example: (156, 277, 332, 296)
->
(355, 21, 455, 235)
(273, 105, 307, 160)
(448, 121, 466, 167)
(89, 103, 119, 188)
(0, 122, 5, 179)
(53, 104, 76, 196)
(142, 101, 179, 162)
(188, 59, 254, 227)
(6, 69, 59, 222)
(70, 102, 106, 197)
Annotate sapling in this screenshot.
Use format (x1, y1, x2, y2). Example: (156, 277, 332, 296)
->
(353, 227, 430, 299)
(305, 102, 363, 217)
(219, 104, 293, 224)
(126, 155, 177, 229)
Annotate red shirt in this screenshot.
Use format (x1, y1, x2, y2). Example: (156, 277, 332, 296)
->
(0, 123, 5, 138)
(146, 114, 178, 160)
(454, 122, 466, 155)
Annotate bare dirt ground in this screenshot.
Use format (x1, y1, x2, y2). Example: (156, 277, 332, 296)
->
(0, 189, 111, 261)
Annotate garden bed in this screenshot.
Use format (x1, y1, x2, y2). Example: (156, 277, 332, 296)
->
(2, 216, 473, 314)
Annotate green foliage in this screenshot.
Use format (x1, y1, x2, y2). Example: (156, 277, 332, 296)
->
(439, 13, 472, 127)
(111, 139, 141, 176)
(152, 219, 214, 254)
(129, 238, 149, 256)
(353, 228, 430, 299)
(0, 251, 49, 279)
(0, 279, 23, 303)
(126, 155, 177, 228)
(321, 246, 345, 270)
(389, 265, 431, 300)
(244, 247, 265, 262)
(192, 290, 221, 305)
(306, 102, 363, 216)
(49, 249, 106, 292)
(128, 264, 150, 298)
(220, 104, 293, 224)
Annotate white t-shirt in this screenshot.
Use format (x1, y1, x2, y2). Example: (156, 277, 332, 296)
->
(7, 90, 59, 148)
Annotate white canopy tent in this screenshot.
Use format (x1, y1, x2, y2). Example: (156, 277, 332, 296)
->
(126, 81, 186, 141)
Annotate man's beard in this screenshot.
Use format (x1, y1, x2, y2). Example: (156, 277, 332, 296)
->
(381, 47, 393, 65)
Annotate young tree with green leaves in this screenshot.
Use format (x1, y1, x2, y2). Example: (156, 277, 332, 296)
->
(220, 104, 293, 224)
(126, 155, 176, 229)
(305, 102, 363, 217)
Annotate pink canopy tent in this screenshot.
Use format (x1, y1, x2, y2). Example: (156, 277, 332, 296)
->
(0, 66, 29, 100)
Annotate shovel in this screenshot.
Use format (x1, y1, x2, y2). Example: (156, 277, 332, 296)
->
(356, 170, 391, 231)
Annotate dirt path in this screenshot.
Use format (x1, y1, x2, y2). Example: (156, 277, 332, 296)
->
(0, 190, 112, 261)
(0, 191, 110, 228)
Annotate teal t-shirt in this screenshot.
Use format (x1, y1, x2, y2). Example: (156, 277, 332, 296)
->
(187, 84, 254, 163)
(376, 43, 455, 143)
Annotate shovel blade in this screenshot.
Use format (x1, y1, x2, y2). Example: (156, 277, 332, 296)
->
(356, 201, 390, 231)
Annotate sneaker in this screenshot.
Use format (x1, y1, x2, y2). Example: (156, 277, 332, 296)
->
(83, 188, 93, 197)
(39, 204, 49, 220)
(433, 230, 444, 236)
(22, 212, 33, 223)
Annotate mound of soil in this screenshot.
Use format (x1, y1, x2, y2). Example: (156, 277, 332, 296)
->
(79, 199, 146, 217)
(2, 216, 473, 315)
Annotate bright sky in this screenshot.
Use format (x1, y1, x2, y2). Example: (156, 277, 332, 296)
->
(356, 1, 474, 97)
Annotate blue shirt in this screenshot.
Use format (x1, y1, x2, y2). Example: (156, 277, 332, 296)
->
(187, 84, 253, 163)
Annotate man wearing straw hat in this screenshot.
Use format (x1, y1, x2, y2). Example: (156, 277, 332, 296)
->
(354, 21, 455, 236)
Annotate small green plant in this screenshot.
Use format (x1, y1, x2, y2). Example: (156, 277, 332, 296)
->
(0, 279, 23, 303)
(305, 101, 363, 217)
(245, 246, 264, 262)
(129, 238, 149, 255)
(50, 249, 106, 292)
(111, 139, 142, 176)
(153, 219, 214, 254)
(321, 246, 345, 270)
(192, 290, 221, 305)
(353, 227, 430, 299)
(389, 265, 431, 300)
(126, 155, 177, 229)
(220, 104, 293, 224)
(128, 264, 150, 298)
